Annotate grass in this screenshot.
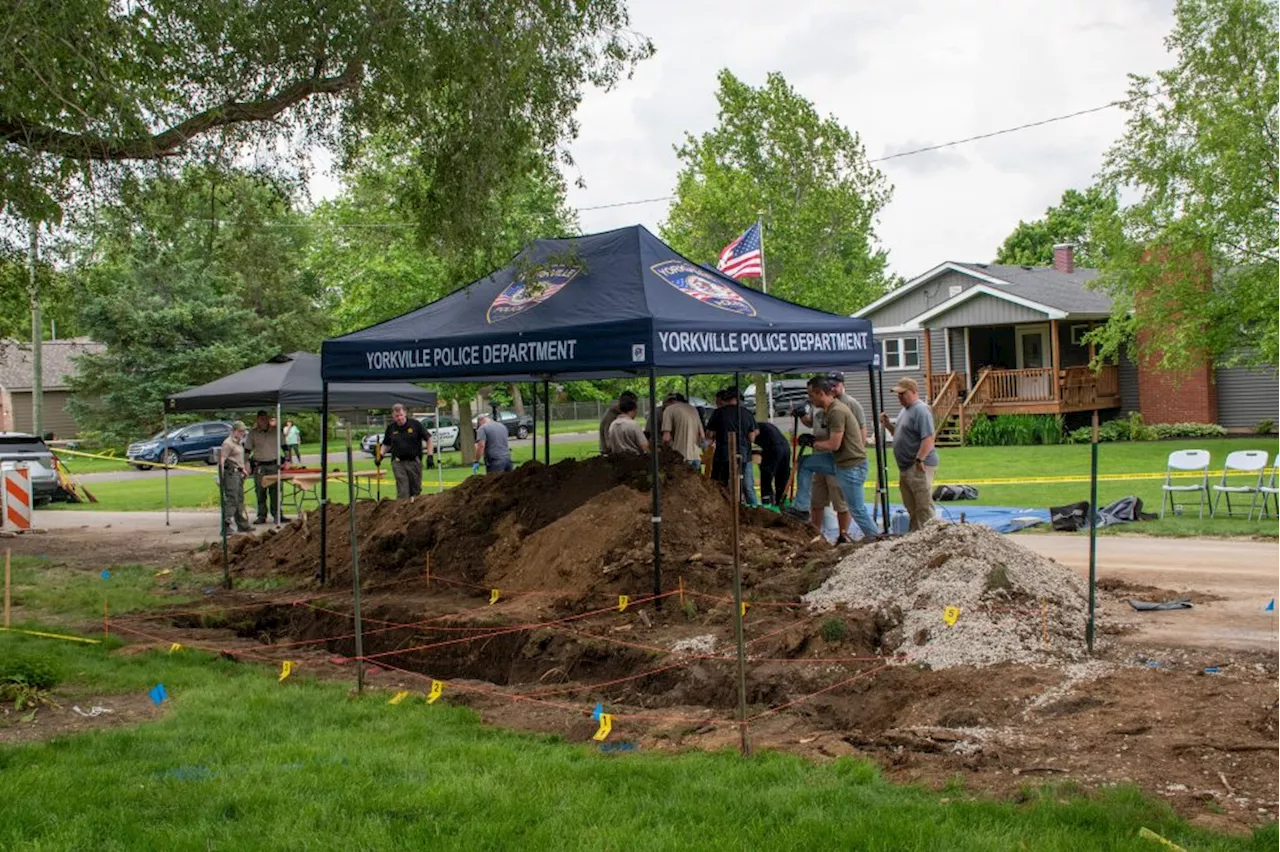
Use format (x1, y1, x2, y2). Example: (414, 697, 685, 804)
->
(45, 435, 1280, 537)
(0, 630, 1275, 851)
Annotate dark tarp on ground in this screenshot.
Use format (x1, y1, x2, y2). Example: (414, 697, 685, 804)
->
(321, 226, 875, 383)
(166, 352, 436, 413)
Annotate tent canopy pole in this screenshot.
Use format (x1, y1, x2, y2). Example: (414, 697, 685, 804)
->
(649, 368, 662, 606)
(319, 383, 329, 584)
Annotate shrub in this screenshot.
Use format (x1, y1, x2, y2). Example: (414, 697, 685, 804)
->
(820, 618, 848, 643)
(965, 414, 1063, 446)
(1150, 422, 1228, 440)
(0, 655, 62, 691)
(1255, 418, 1275, 435)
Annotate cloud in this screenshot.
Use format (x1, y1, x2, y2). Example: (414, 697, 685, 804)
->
(558, 0, 1177, 280)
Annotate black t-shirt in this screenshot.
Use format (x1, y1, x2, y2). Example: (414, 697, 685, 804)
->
(382, 418, 429, 460)
(754, 421, 789, 459)
(706, 404, 757, 463)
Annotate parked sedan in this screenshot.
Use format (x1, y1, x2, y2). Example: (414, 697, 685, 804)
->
(473, 410, 535, 440)
(0, 433, 61, 504)
(128, 421, 233, 469)
(362, 415, 461, 455)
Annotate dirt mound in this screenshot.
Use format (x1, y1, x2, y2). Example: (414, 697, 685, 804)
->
(804, 521, 1091, 668)
(217, 452, 833, 605)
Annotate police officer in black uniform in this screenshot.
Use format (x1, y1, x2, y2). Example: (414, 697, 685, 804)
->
(381, 403, 433, 499)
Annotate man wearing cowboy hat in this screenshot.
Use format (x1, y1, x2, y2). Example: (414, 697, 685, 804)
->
(880, 377, 939, 531)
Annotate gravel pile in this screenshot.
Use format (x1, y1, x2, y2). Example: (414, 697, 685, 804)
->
(804, 521, 1091, 669)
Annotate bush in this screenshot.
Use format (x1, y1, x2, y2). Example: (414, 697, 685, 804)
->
(965, 414, 1063, 446)
(820, 618, 848, 643)
(1255, 418, 1275, 435)
(0, 654, 63, 690)
(1067, 414, 1228, 443)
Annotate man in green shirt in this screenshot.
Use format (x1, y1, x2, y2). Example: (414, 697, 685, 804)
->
(803, 376, 879, 543)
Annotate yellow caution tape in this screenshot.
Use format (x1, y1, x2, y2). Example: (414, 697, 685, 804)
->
(427, 680, 445, 704)
(279, 660, 295, 681)
(0, 627, 101, 644)
(593, 712, 613, 741)
(1137, 827, 1187, 851)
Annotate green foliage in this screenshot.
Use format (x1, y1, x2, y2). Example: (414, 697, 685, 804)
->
(1064, 413, 1227, 444)
(965, 415, 1063, 447)
(1093, 0, 1279, 370)
(662, 71, 893, 314)
(1254, 418, 1275, 435)
(0, 653, 62, 691)
(0, 1, 651, 236)
(63, 167, 327, 443)
(994, 185, 1119, 268)
(0, 247, 81, 341)
(820, 618, 848, 643)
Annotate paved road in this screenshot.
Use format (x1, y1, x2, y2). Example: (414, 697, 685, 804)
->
(1020, 535, 1278, 652)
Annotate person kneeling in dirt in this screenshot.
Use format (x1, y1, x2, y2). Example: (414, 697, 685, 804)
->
(475, 412, 514, 475)
(219, 421, 252, 534)
(804, 376, 879, 543)
(607, 395, 649, 456)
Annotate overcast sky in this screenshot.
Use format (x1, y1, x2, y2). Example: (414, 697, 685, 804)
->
(557, 0, 1176, 282)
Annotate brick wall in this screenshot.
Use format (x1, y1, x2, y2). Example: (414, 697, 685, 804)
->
(1136, 338, 1218, 424)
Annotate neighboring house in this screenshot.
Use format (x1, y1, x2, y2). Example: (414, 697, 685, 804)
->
(0, 337, 104, 438)
(852, 245, 1277, 444)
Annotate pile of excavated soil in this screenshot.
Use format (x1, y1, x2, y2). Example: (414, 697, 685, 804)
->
(216, 452, 837, 606)
(804, 521, 1091, 668)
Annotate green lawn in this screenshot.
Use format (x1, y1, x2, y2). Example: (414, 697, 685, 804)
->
(1, 628, 1274, 851)
(47, 436, 1279, 537)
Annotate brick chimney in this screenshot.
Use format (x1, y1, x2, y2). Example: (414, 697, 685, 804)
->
(1052, 243, 1075, 273)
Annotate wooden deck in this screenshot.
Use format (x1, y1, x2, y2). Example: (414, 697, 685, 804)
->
(930, 366, 1121, 445)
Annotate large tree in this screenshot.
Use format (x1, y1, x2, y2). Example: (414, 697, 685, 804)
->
(662, 71, 893, 315)
(994, 185, 1120, 268)
(0, 0, 651, 243)
(1093, 0, 1278, 369)
(66, 166, 327, 442)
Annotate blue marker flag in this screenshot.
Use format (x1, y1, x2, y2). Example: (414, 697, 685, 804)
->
(591, 702, 603, 722)
(149, 684, 168, 706)
(101, 570, 110, 580)
(1266, 599, 1275, 612)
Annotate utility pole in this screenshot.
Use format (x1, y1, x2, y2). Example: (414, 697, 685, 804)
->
(27, 221, 42, 438)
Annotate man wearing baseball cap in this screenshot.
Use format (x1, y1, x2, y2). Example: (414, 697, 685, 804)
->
(880, 377, 939, 531)
(788, 371, 871, 535)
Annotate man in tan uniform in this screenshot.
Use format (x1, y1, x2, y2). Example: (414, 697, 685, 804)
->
(218, 421, 252, 534)
(245, 410, 289, 524)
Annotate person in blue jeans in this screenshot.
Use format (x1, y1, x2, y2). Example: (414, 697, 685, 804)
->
(788, 371, 869, 522)
(803, 375, 879, 543)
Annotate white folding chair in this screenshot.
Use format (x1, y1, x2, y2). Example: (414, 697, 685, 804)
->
(1161, 449, 1211, 519)
(1211, 450, 1269, 519)
(1254, 452, 1279, 521)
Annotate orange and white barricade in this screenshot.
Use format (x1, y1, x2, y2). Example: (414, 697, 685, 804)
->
(2, 464, 32, 532)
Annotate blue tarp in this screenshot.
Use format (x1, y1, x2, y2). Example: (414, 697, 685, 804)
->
(321, 226, 875, 382)
(821, 504, 1051, 539)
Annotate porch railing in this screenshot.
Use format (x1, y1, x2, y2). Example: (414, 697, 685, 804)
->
(985, 367, 1055, 403)
(1061, 365, 1119, 407)
(929, 372, 960, 426)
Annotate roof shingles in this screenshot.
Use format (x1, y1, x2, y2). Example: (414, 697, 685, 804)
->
(0, 338, 104, 391)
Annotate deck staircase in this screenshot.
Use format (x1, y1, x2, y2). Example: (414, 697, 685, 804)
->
(929, 369, 992, 447)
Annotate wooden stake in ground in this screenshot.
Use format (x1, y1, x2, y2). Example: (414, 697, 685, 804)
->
(346, 425, 366, 694)
(728, 433, 751, 757)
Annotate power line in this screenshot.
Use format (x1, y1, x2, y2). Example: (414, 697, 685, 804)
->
(574, 98, 1128, 212)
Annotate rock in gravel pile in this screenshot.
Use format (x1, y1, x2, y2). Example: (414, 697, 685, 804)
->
(804, 521, 1091, 669)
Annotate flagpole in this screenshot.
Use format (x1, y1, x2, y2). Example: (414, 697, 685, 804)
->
(757, 214, 774, 424)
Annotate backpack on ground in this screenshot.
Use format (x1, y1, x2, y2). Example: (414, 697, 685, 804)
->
(932, 483, 979, 501)
(1050, 501, 1090, 532)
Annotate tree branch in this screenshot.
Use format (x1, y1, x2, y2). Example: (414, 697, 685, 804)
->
(0, 59, 364, 161)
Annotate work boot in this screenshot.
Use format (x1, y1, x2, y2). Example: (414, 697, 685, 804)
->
(783, 505, 808, 520)
(275, 515, 291, 523)
(254, 517, 268, 525)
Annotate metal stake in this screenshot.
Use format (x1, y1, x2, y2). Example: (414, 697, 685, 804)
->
(1087, 409, 1099, 654)
(729, 432, 751, 756)
(346, 424, 365, 692)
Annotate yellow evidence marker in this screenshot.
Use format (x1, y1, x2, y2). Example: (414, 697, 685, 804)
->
(593, 713, 613, 741)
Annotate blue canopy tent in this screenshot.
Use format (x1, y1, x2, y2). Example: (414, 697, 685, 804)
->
(318, 225, 884, 591)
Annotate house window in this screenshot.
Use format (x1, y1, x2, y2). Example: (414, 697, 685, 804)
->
(882, 337, 920, 371)
(1070, 324, 1091, 346)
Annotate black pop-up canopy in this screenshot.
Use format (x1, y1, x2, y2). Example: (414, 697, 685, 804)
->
(321, 225, 875, 382)
(166, 352, 435, 413)
(314, 226, 886, 594)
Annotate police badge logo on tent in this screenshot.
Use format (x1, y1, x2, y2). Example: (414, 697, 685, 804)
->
(486, 266, 581, 323)
(650, 260, 757, 317)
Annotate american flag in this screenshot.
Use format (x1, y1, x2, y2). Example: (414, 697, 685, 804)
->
(717, 222, 764, 281)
